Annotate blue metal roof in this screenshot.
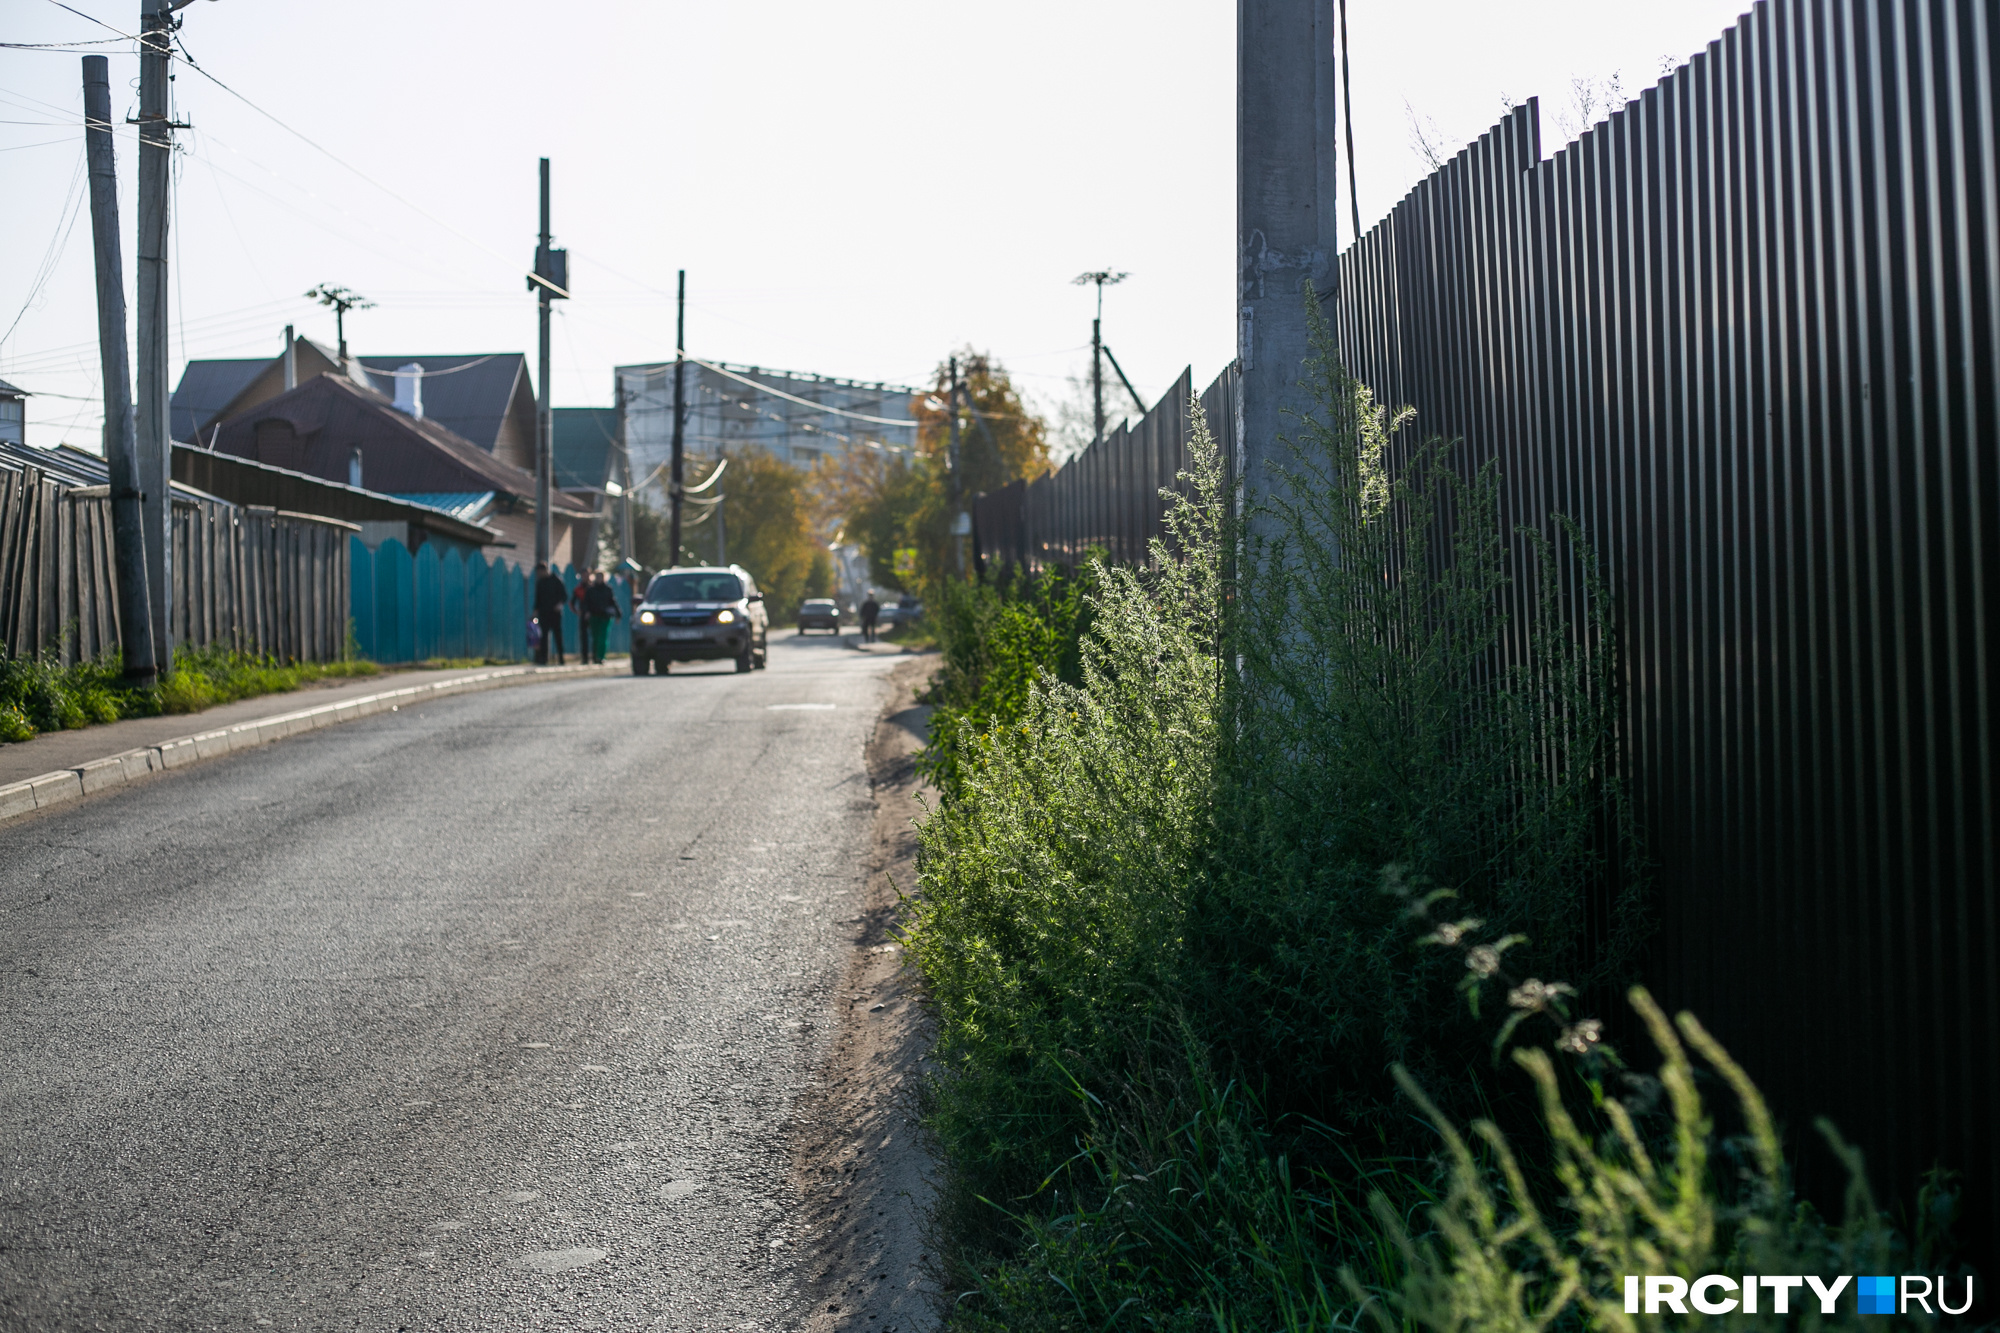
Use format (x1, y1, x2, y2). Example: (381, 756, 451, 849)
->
(388, 491, 495, 522)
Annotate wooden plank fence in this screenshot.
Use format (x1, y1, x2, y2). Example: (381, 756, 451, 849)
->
(0, 461, 355, 666)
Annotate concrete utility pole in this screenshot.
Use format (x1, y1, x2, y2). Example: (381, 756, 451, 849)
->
(82, 55, 156, 683)
(668, 270, 687, 567)
(946, 355, 961, 500)
(947, 358, 966, 575)
(1237, 0, 1339, 527)
(135, 0, 187, 666)
(1071, 271, 1128, 449)
(614, 380, 635, 566)
(531, 158, 558, 570)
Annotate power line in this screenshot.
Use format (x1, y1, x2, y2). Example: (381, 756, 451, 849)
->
(686, 357, 918, 429)
(1, 147, 88, 350)
(0, 36, 129, 50)
(40, 0, 138, 41)
(165, 29, 520, 274)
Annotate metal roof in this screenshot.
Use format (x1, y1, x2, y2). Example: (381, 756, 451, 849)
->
(0, 378, 27, 398)
(389, 492, 495, 523)
(0, 439, 211, 502)
(204, 372, 590, 516)
(172, 446, 499, 546)
(355, 354, 530, 454)
(169, 359, 267, 441)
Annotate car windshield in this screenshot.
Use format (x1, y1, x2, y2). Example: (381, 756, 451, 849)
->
(647, 572, 743, 602)
(803, 600, 836, 609)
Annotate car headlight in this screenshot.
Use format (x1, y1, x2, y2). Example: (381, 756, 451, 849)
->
(639, 610, 656, 625)
(716, 609, 737, 624)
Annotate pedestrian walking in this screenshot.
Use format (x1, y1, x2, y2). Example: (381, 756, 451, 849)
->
(583, 569, 622, 666)
(859, 593, 880, 644)
(533, 562, 568, 666)
(566, 574, 592, 663)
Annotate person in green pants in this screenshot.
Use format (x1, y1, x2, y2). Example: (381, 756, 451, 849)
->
(582, 569, 622, 665)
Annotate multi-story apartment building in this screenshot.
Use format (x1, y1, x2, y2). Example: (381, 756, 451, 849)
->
(615, 360, 920, 498)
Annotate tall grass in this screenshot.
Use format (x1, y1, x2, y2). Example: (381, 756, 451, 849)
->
(1188, 294, 1648, 1145)
(905, 291, 1936, 1329)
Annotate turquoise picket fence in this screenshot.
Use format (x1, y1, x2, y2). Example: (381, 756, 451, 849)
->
(349, 537, 631, 663)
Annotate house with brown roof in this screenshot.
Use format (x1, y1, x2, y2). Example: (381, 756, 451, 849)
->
(201, 371, 594, 566)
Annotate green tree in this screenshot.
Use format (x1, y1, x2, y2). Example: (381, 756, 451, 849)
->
(703, 448, 834, 616)
(906, 350, 1050, 586)
(813, 443, 928, 594)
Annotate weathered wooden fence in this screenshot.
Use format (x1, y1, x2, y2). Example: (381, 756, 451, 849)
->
(0, 460, 354, 665)
(347, 538, 630, 664)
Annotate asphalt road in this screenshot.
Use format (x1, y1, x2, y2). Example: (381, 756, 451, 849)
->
(0, 630, 905, 1331)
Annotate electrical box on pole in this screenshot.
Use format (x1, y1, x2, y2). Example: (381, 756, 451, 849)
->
(528, 158, 567, 570)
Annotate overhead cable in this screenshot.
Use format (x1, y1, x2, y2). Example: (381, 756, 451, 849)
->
(164, 30, 520, 274)
(685, 357, 917, 429)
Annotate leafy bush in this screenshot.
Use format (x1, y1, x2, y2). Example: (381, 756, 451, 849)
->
(918, 564, 1087, 798)
(907, 403, 1226, 1292)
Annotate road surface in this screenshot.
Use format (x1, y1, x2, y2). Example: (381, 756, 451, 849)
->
(0, 630, 911, 1331)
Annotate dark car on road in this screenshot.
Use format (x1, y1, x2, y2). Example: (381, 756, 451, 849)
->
(630, 565, 768, 674)
(796, 598, 841, 634)
(880, 595, 923, 627)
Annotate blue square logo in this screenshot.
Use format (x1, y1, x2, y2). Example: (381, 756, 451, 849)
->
(1857, 1276, 1897, 1314)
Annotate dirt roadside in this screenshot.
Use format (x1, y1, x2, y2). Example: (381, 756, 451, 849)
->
(791, 654, 942, 1333)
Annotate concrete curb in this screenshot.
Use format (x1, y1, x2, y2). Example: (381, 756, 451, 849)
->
(0, 662, 620, 829)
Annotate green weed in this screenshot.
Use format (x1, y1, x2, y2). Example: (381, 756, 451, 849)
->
(0, 644, 378, 741)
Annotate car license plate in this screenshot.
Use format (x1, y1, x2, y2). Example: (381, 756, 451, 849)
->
(667, 629, 703, 640)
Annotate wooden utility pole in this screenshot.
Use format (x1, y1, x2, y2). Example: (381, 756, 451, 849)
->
(82, 55, 156, 682)
(668, 270, 687, 566)
(135, 0, 183, 664)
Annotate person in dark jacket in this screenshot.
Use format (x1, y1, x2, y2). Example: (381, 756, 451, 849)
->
(858, 594, 880, 644)
(582, 569, 622, 665)
(533, 563, 568, 665)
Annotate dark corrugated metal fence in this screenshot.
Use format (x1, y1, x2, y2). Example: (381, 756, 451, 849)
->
(972, 365, 1239, 571)
(1326, 0, 1996, 1223)
(971, 0, 1997, 1234)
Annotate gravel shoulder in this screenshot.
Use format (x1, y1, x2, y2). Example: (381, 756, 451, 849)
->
(791, 655, 940, 1333)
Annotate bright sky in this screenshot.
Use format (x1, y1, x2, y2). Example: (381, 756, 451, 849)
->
(2, 0, 1754, 447)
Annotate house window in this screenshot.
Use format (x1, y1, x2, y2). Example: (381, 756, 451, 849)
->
(255, 418, 304, 471)
(0, 398, 22, 446)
